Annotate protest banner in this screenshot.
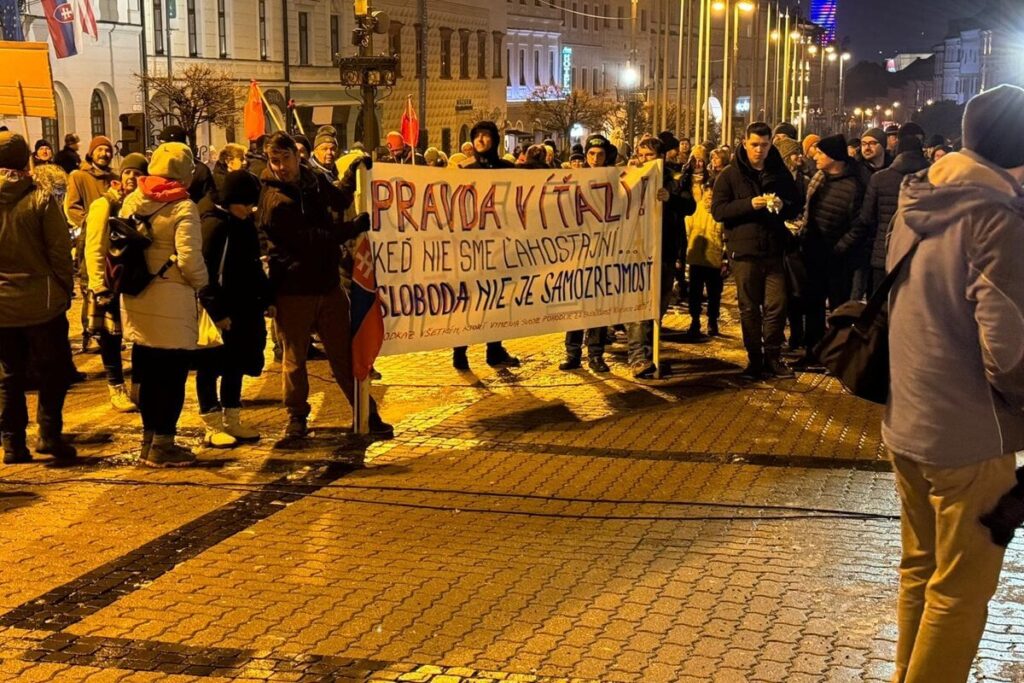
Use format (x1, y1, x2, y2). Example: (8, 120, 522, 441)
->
(365, 161, 663, 356)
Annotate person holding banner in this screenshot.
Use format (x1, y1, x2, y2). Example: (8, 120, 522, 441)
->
(711, 122, 802, 380)
(560, 134, 620, 374)
(255, 132, 392, 441)
(452, 120, 521, 371)
(626, 136, 696, 378)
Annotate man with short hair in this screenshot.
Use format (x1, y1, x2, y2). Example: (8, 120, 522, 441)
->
(65, 135, 117, 353)
(885, 83, 1024, 683)
(712, 122, 802, 379)
(860, 128, 892, 174)
(0, 132, 77, 464)
(55, 133, 81, 174)
(452, 121, 520, 370)
(256, 132, 392, 440)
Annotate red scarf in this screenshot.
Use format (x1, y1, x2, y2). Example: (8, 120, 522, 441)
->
(139, 176, 189, 202)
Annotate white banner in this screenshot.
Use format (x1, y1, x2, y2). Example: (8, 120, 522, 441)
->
(365, 161, 663, 355)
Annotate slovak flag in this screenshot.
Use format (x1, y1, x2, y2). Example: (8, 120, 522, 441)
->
(41, 0, 78, 58)
(349, 232, 384, 382)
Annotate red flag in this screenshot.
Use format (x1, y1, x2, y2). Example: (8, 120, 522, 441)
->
(400, 95, 419, 149)
(243, 81, 265, 142)
(350, 232, 384, 381)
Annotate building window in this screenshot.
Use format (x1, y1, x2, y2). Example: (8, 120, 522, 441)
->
(459, 29, 470, 79)
(617, 5, 623, 29)
(641, 9, 646, 31)
(561, 0, 565, 25)
(42, 117, 59, 145)
(442, 128, 452, 155)
(186, 0, 198, 56)
(581, 67, 587, 91)
(415, 24, 424, 77)
(583, 4, 589, 30)
(477, 30, 487, 79)
(153, 0, 164, 54)
(90, 90, 106, 138)
(389, 22, 403, 76)
(549, 49, 555, 84)
(492, 32, 504, 78)
(604, 3, 610, 28)
(572, 3, 578, 28)
(297, 12, 309, 64)
(534, 50, 540, 85)
(440, 27, 453, 79)
(259, 0, 268, 60)
(519, 49, 526, 86)
(331, 15, 340, 59)
(217, 0, 228, 58)
(506, 47, 511, 85)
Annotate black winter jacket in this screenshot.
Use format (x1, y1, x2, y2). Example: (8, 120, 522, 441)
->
(802, 164, 867, 255)
(199, 199, 271, 376)
(860, 151, 930, 269)
(663, 163, 698, 265)
(710, 146, 802, 259)
(256, 165, 360, 296)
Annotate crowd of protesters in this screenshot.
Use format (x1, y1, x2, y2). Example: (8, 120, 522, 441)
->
(2, 81, 1023, 683)
(0, 104, 982, 467)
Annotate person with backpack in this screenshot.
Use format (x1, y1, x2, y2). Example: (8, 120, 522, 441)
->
(119, 142, 210, 467)
(0, 132, 77, 464)
(83, 153, 149, 413)
(195, 171, 270, 445)
(885, 84, 1024, 683)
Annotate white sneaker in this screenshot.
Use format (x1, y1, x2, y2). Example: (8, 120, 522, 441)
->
(200, 411, 238, 448)
(108, 384, 138, 413)
(223, 408, 260, 442)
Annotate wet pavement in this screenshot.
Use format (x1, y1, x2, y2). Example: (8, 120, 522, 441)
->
(1, 287, 1022, 682)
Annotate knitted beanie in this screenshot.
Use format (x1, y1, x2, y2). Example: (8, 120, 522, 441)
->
(0, 132, 30, 170)
(802, 134, 821, 157)
(775, 137, 802, 161)
(89, 135, 114, 155)
(862, 128, 886, 147)
(119, 152, 149, 174)
(221, 169, 261, 206)
(148, 142, 195, 184)
(962, 84, 1024, 168)
(816, 134, 849, 162)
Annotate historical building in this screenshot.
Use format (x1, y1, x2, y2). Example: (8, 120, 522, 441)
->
(932, 0, 1024, 105)
(0, 0, 143, 152)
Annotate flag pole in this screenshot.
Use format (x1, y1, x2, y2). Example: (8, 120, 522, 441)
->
(353, 162, 371, 436)
(17, 81, 33, 172)
(255, 83, 284, 132)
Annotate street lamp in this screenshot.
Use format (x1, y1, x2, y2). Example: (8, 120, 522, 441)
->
(618, 67, 642, 148)
(892, 101, 901, 124)
(727, 0, 755, 144)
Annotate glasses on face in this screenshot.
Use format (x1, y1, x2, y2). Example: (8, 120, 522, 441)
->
(862, 141, 881, 148)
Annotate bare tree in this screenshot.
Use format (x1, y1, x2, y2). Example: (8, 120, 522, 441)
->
(524, 87, 617, 149)
(137, 64, 242, 151)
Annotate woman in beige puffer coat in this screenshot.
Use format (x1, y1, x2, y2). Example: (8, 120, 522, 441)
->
(119, 142, 209, 467)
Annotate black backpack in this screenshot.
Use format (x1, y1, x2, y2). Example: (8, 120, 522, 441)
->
(105, 213, 176, 296)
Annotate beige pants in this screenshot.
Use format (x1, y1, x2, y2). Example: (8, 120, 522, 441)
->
(891, 452, 1016, 683)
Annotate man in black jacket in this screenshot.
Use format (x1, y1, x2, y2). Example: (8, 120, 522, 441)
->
(54, 133, 81, 174)
(712, 122, 802, 379)
(256, 132, 391, 440)
(452, 120, 520, 371)
(797, 134, 867, 366)
(859, 134, 929, 293)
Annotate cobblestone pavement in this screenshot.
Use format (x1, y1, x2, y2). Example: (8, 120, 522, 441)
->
(1, 288, 1022, 682)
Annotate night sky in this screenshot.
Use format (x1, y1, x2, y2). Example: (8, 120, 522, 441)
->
(835, 0, 991, 63)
